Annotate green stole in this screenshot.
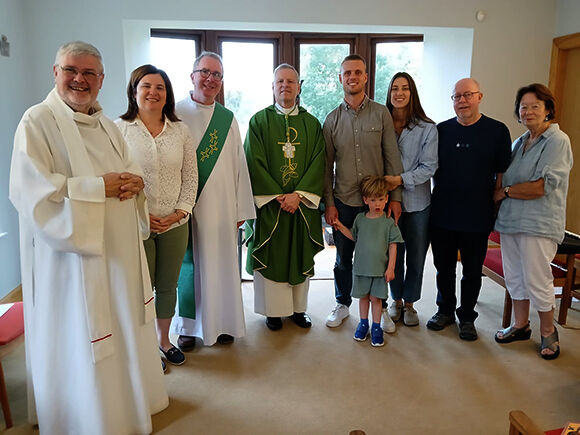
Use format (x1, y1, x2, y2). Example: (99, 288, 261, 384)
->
(177, 102, 234, 319)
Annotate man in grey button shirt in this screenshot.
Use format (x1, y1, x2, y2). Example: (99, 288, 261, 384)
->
(323, 54, 404, 328)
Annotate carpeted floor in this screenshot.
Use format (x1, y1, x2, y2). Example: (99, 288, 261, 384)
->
(3, 248, 579, 434)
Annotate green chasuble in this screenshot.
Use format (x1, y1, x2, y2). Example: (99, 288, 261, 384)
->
(244, 105, 325, 286)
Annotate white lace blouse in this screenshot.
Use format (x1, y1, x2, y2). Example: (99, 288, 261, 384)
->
(116, 117, 198, 229)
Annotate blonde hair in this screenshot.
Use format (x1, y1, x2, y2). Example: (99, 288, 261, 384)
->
(360, 175, 389, 198)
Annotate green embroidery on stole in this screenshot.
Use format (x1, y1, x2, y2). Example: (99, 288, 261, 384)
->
(196, 102, 234, 199)
(178, 102, 233, 319)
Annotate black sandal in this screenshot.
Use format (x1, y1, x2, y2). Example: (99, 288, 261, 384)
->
(494, 322, 532, 343)
(540, 328, 560, 360)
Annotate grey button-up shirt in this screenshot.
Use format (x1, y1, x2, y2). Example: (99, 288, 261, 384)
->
(323, 96, 403, 207)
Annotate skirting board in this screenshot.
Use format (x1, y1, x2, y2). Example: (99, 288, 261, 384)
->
(1, 285, 22, 304)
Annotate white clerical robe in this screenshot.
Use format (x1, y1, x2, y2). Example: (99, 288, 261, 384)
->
(9, 89, 168, 435)
(171, 97, 255, 345)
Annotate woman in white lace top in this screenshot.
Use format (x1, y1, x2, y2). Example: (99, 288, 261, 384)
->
(117, 64, 197, 370)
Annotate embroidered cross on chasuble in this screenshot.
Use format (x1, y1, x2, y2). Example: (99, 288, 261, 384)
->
(277, 114, 301, 186)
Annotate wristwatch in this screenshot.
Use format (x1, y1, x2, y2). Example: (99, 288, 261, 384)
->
(504, 186, 511, 198)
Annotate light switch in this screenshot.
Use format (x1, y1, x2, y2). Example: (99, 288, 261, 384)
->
(1, 35, 10, 57)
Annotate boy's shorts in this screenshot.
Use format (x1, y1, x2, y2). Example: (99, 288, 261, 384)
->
(352, 274, 388, 299)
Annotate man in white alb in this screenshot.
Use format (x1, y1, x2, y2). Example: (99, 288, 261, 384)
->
(171, 51, 255, 349)
(9, 41, 168, 435)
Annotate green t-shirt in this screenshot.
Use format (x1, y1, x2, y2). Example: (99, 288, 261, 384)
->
(351, 212, 403, 276)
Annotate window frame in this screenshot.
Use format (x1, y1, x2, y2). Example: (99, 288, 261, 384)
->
(150, 28, 423, 103)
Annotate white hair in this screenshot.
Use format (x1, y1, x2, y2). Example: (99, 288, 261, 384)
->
(273, 63, 299, 81)
(55, 41, 104, 72)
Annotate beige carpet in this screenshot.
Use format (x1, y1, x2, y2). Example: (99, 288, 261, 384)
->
(3, 249, 579, 435)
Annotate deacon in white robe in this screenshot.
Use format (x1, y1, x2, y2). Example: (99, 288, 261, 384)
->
(9, 42, 168, 435)
(170, 51, 255, 346)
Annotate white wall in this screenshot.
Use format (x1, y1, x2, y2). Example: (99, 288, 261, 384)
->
(0, 0, 32, 298)
(555, 0, 580, 37)
(20, 0, 560, 134)
(2, 0, 577, 298)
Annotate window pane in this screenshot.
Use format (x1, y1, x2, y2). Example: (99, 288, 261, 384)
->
(150, 37, 197, 102)
(299, 44, 350, 124)
(222, 41, 274, 140)
(374, 42, 423, 105)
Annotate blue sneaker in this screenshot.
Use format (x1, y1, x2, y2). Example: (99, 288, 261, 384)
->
(354, 320, 369, 341)
(371, 324, 384, 347)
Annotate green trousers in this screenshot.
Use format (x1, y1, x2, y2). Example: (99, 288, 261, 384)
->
(143, 222, 189, 319)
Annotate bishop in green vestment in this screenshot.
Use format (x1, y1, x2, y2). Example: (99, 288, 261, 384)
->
(244, 64, 325, 330)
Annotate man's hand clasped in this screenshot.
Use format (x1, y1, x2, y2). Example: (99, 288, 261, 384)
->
(277, 192, 301, 214)
(103, 172, 144, 201)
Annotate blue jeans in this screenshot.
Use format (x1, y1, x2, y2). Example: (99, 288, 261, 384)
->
(389, 207, 430, 304)
(332, 198, 367, 307)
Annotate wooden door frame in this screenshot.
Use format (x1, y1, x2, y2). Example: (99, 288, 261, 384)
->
(548, 32, 580, 117)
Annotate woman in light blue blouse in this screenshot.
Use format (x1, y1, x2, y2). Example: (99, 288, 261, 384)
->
(494, 83, 572, 360)
(383, 72, 438, 329)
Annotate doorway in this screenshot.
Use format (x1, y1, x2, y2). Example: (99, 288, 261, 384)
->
(549, 32, 580, 235)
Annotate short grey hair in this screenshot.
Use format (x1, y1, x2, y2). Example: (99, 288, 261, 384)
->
(55, 41, 104, 72)
(273, 63, 299, 81)
(193, 51, 223, 71)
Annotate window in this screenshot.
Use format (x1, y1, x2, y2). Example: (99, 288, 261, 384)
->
(221, 41, 275, 139)
(150, 36, 197, 101)
(150, 29, 423, 130)
(373, 41, 424, 105)
(298, 43, 350, 124)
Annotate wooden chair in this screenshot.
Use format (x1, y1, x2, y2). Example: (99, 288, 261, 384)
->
(508, 410, 564, 435)
(482, 232, 580, 327)
(0, 302, 25, 429)
(553, 253, 580, 324)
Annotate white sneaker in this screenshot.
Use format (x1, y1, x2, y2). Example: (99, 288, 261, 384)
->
(381, 308, 396, 333)
(326, 303, 349, 327)
(388, 300, 403, 322)
(403, 306, 419, 326)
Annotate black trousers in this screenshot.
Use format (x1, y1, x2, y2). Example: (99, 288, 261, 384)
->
(430, 225, 489, 323)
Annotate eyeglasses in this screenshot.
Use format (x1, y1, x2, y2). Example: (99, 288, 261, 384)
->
(193, 68, 223, 81)
(57, 65, 103, 81)
(451, 91, 481, 101)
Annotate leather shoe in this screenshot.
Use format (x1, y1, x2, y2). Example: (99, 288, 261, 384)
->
(177, 335, 196, 352)
(216, 334, 234, 344)
(159, 346, 185, 365)
(426, 312, 455, 331)
(291, 312, 312, 328)
(459, 321, 478, 341)
(266, 317, 282, 331)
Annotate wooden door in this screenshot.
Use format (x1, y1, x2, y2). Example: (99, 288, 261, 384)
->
(549, 32, 580, 235)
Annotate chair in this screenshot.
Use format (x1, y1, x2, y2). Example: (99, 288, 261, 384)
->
(0, 302, 25, 429)
(482, 232, 580, 327)
(508, 410, 564, 435)
(552, 253, 580, 324)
